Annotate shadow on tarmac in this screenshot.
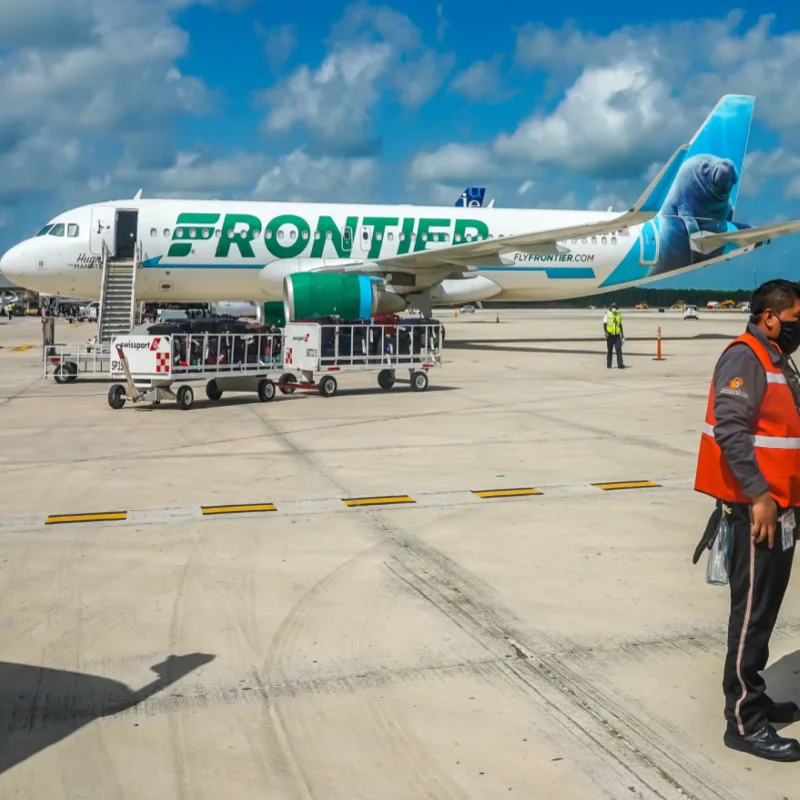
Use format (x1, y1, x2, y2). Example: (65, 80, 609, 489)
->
(0, 653, 214, 775)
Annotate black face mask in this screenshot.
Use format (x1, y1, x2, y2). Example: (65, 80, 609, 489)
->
(774, 318, 800, 356)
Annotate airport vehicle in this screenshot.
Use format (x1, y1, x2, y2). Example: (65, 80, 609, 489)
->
(5, 96, 799, 333)
(107, 330, 283, 410)
(459, 304, 476, 314)
(45, 342, 111, 382)
(683, 305, 699, 320)
(280, 318, 443, 396)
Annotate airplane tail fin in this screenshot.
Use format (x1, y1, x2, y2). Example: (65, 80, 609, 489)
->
(663, 95, 755, 220)
(455, 187, 486, 208)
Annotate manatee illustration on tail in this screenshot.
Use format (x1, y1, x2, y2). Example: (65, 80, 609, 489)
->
(650, 94, 755, 276)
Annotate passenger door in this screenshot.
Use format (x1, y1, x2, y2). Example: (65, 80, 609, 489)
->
(90, 206, 117, 256)
(115, 210, 139, 260)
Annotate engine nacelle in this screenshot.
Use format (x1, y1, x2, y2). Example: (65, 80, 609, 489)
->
(283, 272, 407, 322)
(260, 258, 362, 296)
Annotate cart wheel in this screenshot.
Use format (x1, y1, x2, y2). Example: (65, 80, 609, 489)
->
(206, 380, 223, 401)
(279, 372, 297, 394)
(319, 375, 338, 398)
(177, 385, 194, 410)
(107, 384, 126, 409)
(54, 365, 69, 384)
(411, 370, 429, 392)
(258, 378, 277, 402)
(378, 369, 395, 390)
(64, 361, 78, 382)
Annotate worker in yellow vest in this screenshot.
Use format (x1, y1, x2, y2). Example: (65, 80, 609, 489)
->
(603, 302, 625, 369)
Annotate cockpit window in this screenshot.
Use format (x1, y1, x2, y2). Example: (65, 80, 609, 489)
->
(67, 224, 79, 238)
(48, 223, 65, 237)
(36, 225, 53, 236)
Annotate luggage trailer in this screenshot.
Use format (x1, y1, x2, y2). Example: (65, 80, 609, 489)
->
(107, 321, 444, 409)
(107, 331, 284, 409)
(276, 320, 444, 397)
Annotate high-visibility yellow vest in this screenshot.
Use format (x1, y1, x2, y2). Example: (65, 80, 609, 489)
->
(605, 311, 621, 335)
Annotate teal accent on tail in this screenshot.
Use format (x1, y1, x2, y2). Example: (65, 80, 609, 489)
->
(660, 95, 755, 221)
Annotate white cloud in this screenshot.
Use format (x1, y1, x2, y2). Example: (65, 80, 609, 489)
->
(257, 23, 298, 73)
(259, 3, 453, 154)
(449, 55, 513, 104)
(252, 149, 379, 202)
(494, 60, 687, 176)
(741, 148, 800, 197)
(410, 143, 514, 183)
(436, 4, 449, 43)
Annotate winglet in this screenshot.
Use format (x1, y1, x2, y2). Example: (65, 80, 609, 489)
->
(628, 144, 689, 216)
(133, 189, 143, 200)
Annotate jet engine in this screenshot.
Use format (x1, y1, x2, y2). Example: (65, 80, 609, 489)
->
(283, 272, 407, 322)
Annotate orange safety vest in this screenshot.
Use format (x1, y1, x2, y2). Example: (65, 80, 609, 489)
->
(695, 331, 800, 507)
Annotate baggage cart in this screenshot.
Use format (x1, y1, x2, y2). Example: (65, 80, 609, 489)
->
(44, 341, 110, 383)
(107, 331, 282, 410)
(277, 320, 443, 397)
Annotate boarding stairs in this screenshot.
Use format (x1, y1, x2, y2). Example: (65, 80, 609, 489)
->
(97, 240, 140, 344)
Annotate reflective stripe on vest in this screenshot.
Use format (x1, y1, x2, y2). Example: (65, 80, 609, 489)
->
(606, 312, 621, 335)
(694, 331, 800, 506)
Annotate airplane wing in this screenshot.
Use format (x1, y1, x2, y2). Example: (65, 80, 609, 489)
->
(312, 143, 688, 277)
(690, 219, 800, 255)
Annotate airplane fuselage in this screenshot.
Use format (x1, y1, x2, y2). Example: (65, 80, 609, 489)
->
(0, 198, 759, 306)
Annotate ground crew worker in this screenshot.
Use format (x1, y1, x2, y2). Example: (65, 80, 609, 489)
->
(603, 302, 625, 368)
(695, 279, 800, 762)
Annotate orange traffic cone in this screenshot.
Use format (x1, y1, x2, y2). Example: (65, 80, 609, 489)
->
(495, 312, 500, 323)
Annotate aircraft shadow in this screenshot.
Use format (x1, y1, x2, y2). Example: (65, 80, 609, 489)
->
(0, 653, 214, 775)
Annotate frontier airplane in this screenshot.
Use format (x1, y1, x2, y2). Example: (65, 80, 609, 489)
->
(2, 95, 798, 320)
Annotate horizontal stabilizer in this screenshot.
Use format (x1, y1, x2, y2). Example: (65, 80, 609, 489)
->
(689, 219, 800, 255)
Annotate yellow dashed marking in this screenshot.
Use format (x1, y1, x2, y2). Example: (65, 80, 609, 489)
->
(201, 503, 276, 515)
(46, 512, 127, 525)
(11, 344, 35, 351)
(343, 495, 415, 507)
(472, 488, 543, 498)
(592, 480, 661, 491)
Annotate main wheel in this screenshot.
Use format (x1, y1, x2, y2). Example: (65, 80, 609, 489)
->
(107, 384, 126, 409)
(258, 378, 276, 402)
(177, 385, 194, 409)
(205, 380, 223, 401)
(319, 375, 337, 398)
(377, 369, 395, 390)
(279, 372, 297, 394)
(411, 370, 429, 392)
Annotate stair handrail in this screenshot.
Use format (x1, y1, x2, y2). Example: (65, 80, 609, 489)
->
(129, 241, 141, 332)
(97, 239, 110, 340)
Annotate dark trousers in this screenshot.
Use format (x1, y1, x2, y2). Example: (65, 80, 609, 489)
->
(724, 503, 795, 735)
(606, 334, 623, 367)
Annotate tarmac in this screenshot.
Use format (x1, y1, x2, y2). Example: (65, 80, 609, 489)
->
(0, 307, 797, 800)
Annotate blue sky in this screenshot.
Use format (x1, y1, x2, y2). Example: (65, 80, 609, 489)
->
(2, 1, 800, 289)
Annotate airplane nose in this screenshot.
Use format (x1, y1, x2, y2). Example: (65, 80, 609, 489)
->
(0, 242, 29, 287)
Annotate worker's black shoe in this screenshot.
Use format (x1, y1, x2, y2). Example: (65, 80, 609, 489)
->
(723, 725, 800, 762)
(767, 701, 800, 724)
(618, 365, 626, 369)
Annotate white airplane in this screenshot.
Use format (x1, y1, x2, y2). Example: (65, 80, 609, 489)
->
(2, 94, 798, 320)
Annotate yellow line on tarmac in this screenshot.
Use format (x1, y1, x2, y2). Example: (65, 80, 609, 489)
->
(46, 512, 127, 525)
(12, 344, 35, 351)
(592, 480, 661, 491)
(201, 503, 276, 515)
(472, 488, 543, 498)
(343, 495, 415, 507)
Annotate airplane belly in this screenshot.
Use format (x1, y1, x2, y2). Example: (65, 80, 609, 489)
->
(135, 267, 261, 302)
